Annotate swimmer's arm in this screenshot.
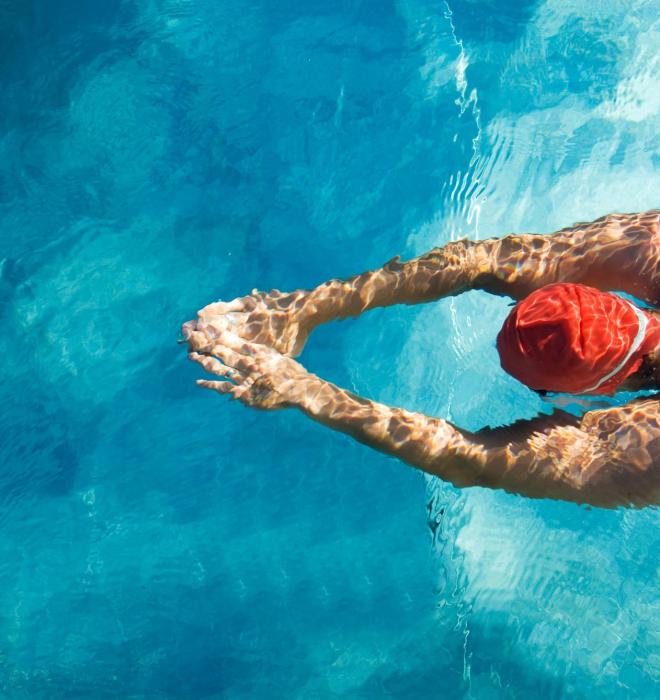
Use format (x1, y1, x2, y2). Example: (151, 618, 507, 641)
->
(300, 211, 659, 325)
(193, 211, 657, 355)
(193, 240, 487, 356)
(293, 240, 486, 325)
(475, 210, 659, 303)
(190, 332, 656, 508)
(297, 380, 656, 508)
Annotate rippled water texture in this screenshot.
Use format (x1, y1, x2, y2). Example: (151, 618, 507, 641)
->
(1, 1, 659, 698)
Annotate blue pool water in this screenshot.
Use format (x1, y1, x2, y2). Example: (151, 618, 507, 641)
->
(1, 1, 659, 697)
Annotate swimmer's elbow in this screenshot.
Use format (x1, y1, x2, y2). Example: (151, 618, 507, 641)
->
(420, 441, 495, 489)
(421, 406, 658, 508)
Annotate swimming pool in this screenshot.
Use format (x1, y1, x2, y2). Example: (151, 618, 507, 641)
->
(1, 0, 658, 697)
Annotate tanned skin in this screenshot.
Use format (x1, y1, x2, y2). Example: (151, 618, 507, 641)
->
(183, 210, 660, 508)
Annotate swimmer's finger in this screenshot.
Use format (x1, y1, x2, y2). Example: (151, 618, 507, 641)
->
(195, 379, 234, 395)
(200, 299, 246, 316)
(214, 330, 262, 356)
(186, 330, 215, 353)
(188, 352, 246, 383)
(209, 343, 256, 372)
(196, 380, 252, 403)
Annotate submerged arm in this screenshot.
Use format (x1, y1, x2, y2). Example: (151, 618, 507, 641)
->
(477, 209, 659, 303)
(187, 331, 660, 509)
(190, 211, 659, 355)
(297, 379, 659, 508)
(286, 209, 659, 321)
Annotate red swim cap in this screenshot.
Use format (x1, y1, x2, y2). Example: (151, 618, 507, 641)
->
(496, 283, 660, 395)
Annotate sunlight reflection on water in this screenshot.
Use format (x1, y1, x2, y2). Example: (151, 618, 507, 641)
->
(0, 0, 658, 697)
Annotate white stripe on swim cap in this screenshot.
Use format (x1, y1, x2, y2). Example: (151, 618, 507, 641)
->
(583, 300, 649, 393)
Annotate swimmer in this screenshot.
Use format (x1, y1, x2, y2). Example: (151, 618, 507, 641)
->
(183, 210, 660, 508)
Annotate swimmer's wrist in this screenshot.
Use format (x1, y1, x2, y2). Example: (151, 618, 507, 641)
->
(292, 375, 330, 413)
(294, 280, 355, 329)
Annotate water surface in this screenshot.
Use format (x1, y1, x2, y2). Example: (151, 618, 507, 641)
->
(1, 0, 659, 697)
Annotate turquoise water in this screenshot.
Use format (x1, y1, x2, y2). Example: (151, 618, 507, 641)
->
(1, 0, 659, 697)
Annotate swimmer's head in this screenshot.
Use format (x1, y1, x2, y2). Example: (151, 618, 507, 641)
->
(496, 283, 660, 395)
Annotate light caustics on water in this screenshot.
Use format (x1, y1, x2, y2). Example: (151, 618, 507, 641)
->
(0, 0, 658, 697)
(393, 2, 660, 696)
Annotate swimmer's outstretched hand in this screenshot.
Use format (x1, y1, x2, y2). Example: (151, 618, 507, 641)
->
(187, 289, 312, 357)
(188, 331, 318, 410)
